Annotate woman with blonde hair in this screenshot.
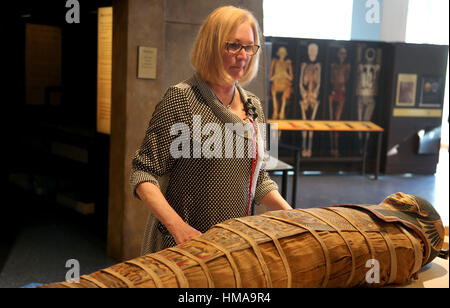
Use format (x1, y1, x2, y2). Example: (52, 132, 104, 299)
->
(130, 6, 292, 254)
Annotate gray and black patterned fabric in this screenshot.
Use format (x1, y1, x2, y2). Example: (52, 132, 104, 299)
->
(130, 73, 278, 254)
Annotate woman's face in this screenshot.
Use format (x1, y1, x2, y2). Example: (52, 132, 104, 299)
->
(222, 21, 255, 83)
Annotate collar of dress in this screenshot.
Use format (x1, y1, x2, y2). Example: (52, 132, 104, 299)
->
(192, 72, 255, 128)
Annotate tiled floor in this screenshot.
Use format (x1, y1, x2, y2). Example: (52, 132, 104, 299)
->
(0, 150, 448, 288)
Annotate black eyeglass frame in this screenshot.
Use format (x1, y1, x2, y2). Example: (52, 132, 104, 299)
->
(225, 42, 260, 56)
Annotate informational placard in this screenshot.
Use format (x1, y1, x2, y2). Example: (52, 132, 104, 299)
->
(395, 73, 417, 107)
(137, 46, 157, 79)
(25, 24, 61, 105)
(97, 7, 113, 135)
(419, 76, 443, 107)
(393, 108, 442, 118)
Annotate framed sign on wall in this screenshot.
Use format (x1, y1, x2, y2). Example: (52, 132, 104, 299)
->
(419, 76, 443, 108)
(137, 46, 157, 80)
(395, 73, 417, 107)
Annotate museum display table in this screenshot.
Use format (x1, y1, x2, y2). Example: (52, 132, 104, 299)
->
(392, 257, 449, 288)
(270, 120, 384, 179)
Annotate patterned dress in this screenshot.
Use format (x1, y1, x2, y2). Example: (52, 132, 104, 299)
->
(130, 73, 278, 254)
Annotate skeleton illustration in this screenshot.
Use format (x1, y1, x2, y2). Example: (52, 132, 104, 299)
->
(299, 43, 321, 157)
(328, 47, 351, 157)
(269, 46, 293, 120)
(355, 47, 381, 145)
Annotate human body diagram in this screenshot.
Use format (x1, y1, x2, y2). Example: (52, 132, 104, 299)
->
(299, 43, 321, 158)
(270, 46, 293, 120)
(328, 47, 351, 156)
(355, 47, 381, 149)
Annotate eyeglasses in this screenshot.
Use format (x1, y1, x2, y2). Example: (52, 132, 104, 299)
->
(225, 42, 260, 56)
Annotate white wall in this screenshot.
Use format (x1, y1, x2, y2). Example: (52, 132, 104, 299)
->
(263, 0, 353, 40)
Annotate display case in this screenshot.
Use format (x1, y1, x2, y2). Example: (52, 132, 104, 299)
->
(265, 37, 448, 175)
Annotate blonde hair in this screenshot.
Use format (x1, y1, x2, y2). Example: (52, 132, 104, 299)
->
(191, 6, 261, 85)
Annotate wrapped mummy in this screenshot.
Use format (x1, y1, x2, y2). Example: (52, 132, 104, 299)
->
(40, 192, 445, 288)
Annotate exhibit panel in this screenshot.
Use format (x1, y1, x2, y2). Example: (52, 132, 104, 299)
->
(296, 39, 327, 158)
(266, 36, 448, 175)
(326, 42, 354, 157)
(382, 43, 448, 174)
(267, 38, 298, 122)
(266, 37, 388, 173)
(25, 24, 62, 106)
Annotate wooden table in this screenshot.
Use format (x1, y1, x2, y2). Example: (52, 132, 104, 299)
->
(269, 120, 384, 179)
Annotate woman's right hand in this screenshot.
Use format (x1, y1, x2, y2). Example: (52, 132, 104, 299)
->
(167, 221, 202, 245)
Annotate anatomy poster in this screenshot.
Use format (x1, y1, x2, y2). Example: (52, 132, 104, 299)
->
(296, 40, 326, 157)
(268, 39, 297, 121)
(265, 37, 386, 158)
(326, 43, 354, 156)
(353, 44, 383, 122)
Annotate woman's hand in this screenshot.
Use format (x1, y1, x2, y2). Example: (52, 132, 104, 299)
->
(167, 221, 202, 245)
(260, 190, 293, 211)
(136, 182, 202, 245)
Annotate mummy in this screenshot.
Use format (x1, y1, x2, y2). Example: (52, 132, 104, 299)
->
(40, 192, 445, 288)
